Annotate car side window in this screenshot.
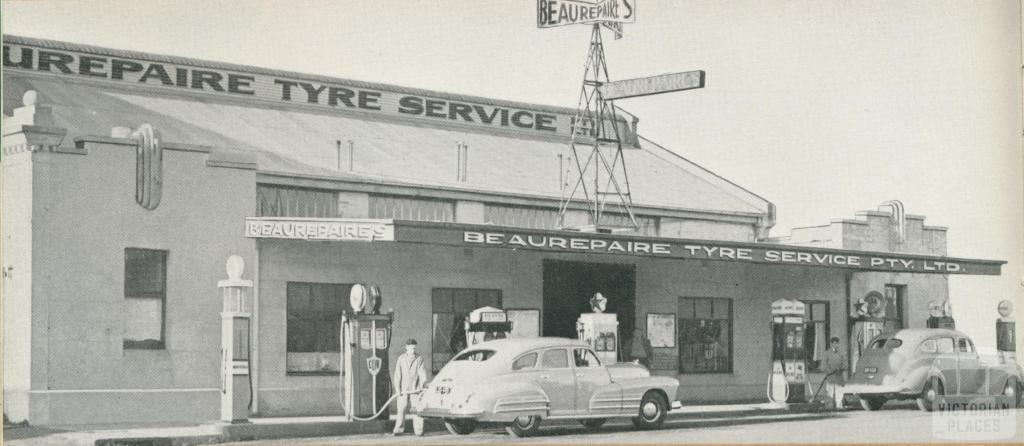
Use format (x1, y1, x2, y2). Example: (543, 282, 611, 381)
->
(512, 352, 538, 371)
(918, 339, 937, 354)
(936, 338, 955, 354)
(573, 348, 602, 368)
(540, 349, 569, 369)
(957, 338, 974, 353)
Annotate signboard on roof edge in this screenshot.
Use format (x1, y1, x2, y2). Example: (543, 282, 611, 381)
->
(1, 36, 639, 147)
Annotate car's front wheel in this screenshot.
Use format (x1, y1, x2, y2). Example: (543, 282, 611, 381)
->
(631, 391, 668, 430)
(916, 377, 944, 412)
(579, 418, 607, 429)
(859, 396, 885, 411)
(505, 415, 542, 437)
(444, 418, 478, 435)
(1000, 379, 1020, 409)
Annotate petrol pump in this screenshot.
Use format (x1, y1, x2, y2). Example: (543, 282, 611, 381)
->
(997, 299, 1016, 364)
(768, 298, 808, 405)
(340, 284, 393, 421)
(926, 300, 956, 329)
(464, 306, 512, 347)
(218, 255, 252, 423)
(850, 291, 885, 371)
(577, 292, 619, 364)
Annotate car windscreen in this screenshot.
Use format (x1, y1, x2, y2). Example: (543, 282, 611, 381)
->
(452, 349, 496, 361)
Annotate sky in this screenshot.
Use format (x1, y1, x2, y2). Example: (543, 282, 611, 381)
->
(3, 0, 1022, 348)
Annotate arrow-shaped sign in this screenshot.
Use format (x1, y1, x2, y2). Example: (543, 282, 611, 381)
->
(598, 70, 705, 100)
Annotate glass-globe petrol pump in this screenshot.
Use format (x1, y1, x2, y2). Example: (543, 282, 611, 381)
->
(464, 306, 512, 347)
(577, 292, 619, 364)
(340, 284, 393, 421)
(768, 298, 808, 405)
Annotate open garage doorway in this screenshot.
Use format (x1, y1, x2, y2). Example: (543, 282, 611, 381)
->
(542, 260, 636, 339)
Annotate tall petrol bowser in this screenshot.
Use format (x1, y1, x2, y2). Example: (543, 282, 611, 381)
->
(576, 292, 620, 364)
(767, 298, 809, 405)
(340, 284, 394, 421)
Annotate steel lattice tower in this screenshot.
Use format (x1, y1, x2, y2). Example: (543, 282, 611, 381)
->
(557, 24, 638, 232)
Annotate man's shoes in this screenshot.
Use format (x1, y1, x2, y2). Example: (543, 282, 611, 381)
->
(414, 433, 424, 436)
(386, 432, 399, 436)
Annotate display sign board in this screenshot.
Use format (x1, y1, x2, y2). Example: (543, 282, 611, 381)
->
(537, 0, 636, 28)
(646, 313, 676, 348)
(480, 312, 508, 323)
(599, 71, 705, 100)
(244, 218, 394, 242)
(507, 309, 540, 338)
(2, 36, 639, 147)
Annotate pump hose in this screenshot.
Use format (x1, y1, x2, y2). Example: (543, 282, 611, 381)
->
(810, 369, 844, 404)
(348, 390, 422, 422)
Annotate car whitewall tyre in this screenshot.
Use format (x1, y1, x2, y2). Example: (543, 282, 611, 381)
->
(443, 418, 477, 435)
(631, 391, 667, 430)
(916, 377, 943, 412)
(505, 415, 541, 437)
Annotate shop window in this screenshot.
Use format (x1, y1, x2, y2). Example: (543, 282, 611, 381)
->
(257, 185, 338, 218)
(286, 282, 349, 374)
(484, 204, 559, 230)
(883, 284, 906, 333)
(369, 194, 454, 222)
(124, 248, 167, 350)
(593, 212, 660, 236)
(430, 288, 501, 374)
(802, 301, 829, 372)
(678, 297, 732, 373)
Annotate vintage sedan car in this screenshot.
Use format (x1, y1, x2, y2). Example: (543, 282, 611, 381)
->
(845, 328, 1022, 411)
(417, 337, 680, 437)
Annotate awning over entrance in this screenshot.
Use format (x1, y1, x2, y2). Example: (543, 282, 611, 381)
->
(244, 217, 1005, 275)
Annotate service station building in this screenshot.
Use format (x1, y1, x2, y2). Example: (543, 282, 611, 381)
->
(1, 35, 1003, 425)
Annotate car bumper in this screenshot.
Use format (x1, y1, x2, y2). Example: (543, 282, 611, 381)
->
(417, 407, 484, 419)
(843, 384, 913, 396)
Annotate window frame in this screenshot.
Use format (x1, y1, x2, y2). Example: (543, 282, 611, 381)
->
(123, 248, 168, 350)
(512, 352, 539, 371)
(540, 348, 570, 369)
(429, 287, 503, 374)
(801, 300, 830, 372)
(285, 281, 350, 376)
(677, 297, 734, 374)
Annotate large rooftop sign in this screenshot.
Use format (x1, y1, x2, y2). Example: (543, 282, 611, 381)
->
(2, 35, 637, 146)
(242, 218, 1004, 275)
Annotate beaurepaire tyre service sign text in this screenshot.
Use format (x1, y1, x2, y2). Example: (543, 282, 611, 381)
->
(3, 38, 636, 145)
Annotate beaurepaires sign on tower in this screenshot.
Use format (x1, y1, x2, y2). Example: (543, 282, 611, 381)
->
(537, 0, 636, 28)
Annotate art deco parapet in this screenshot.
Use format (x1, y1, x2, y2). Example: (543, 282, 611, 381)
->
(2, 90, 72, 156)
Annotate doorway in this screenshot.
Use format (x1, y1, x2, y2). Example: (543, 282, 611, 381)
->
(542, 260, 636, 339)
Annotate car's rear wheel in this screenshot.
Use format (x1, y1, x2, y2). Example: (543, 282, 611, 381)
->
(859, 396, 885, 411)
(579, 418, 607, 429)
(631, 391, 667, 430)
(1000, 379, 1020, 409)
(505, 415, 541, 437)
(916, 377, 944, 412)
(443, 418, 477, 435)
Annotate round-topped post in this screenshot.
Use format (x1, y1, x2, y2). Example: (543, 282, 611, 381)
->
(218, 255, 253, 423)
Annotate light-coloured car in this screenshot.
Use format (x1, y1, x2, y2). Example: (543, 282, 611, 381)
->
(417, 337, 680, 437)
(845, 328, 1022, 411)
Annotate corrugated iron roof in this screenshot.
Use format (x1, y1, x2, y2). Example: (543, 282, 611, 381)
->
(3, 74, 769, 216)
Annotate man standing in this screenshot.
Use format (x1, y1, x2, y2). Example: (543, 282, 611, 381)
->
(821, 336, 848, 408)
(389, 338, 428, 436)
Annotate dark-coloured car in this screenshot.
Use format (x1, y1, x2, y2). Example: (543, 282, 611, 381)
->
(845, 328, 1022, 411)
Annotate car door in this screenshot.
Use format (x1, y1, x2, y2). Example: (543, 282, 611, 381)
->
(935, 337, 958, 393)
(956, 337, 985, 394)
(572, 347, 614, 414)
(537, 348, 576, 416)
